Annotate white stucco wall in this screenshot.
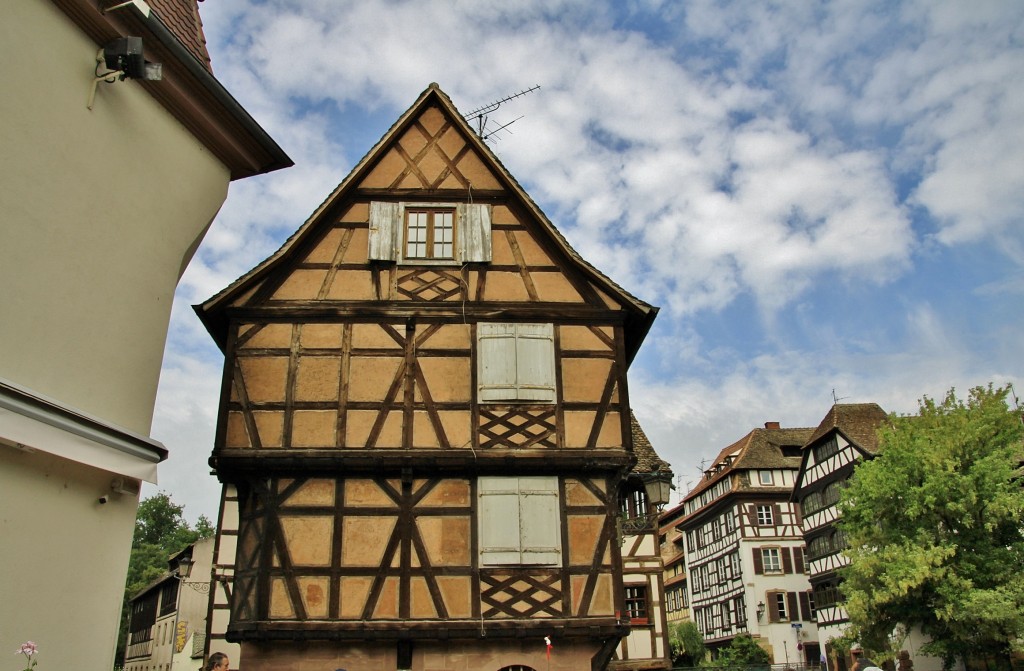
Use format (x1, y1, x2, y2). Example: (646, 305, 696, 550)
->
(0, 0, 229, 434)
(0, 3, 235, 670)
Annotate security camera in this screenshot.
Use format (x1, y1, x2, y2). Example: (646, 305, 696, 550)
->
(98, 495, 109, 505)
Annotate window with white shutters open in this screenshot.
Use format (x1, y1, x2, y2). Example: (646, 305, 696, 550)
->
(479, 476, 561, 566)
(477, 323, 556, 403)
(367, 201, 491, 263)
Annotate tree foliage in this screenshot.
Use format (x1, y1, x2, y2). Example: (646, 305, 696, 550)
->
(115, 492, 214, 665)
(704, 633, 771, 667)
(669, 620, 706, 666)
(838, 384, 1024, 666)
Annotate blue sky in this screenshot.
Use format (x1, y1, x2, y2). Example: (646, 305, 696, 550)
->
(150, 0, 1024, 521)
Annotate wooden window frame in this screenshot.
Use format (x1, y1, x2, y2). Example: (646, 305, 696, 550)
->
(756, 504, 774, 526)
(759, 470, 774, 485)
(403, 206, 456, 261)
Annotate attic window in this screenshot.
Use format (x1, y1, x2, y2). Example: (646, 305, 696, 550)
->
(405, 207, 454, 260)
(781, 445, 802, 457)
(368, 201, 492, 263)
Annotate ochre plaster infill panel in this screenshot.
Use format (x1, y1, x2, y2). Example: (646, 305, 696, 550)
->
(299, 323, 344, 349)
(280, 479, 335, 507)
(564, 478, 604, 506)
(416, 357, 471, 403)
(436, 576, 472, 619)
(272, 269, 328, 300)
(480, 271, 531, 302)
(342, 516, 397, 566)
(294, 356, 342, 402)
(416, 516, 471, 566)
(238, 323, 292, 349)
(279, 516, 333, 565)
(325, 269, 377, 300)
(351, 323, 404, 349)
(238, 357, 288, 403)
(567, 515, 604, 566)
(561, 358, 614, 404)
(532, 271, 586, 303)
(559, 325, 614, 351)
(417, 479, 471, 506)
(344, 479, 398, 507)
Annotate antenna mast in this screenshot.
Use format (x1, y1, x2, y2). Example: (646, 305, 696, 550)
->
(465, 85, 540, 142)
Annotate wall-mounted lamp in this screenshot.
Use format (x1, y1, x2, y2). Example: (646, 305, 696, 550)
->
(641, 471, 674, 510)
(173, 552, 211, 594)
(756, 601, 766, 620)
(87, 36, 162, 109)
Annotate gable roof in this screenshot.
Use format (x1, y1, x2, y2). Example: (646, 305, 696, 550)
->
(196, 83, 658, 355)
(804, 402, 889, 455)
(682, 424, 814, 503)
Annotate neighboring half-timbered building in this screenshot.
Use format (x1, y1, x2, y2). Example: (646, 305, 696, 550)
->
(196, 83, 658, 671)
(791, 403, 887, 663)
(677, 423, 818, 664)
(611, 415, 674, 671)
(791, 403, 955, 671)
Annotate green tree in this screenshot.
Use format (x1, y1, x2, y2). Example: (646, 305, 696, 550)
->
(669, 620, 706, 667)
(838, 384, 1024, 668)
(704, 633, 771, 667)
(115, 493, 214, 666)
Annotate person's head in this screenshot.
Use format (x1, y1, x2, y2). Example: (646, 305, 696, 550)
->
(206, 652, 230, 671)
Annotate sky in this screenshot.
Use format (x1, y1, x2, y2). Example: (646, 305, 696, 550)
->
(148, 0, 1024, 523)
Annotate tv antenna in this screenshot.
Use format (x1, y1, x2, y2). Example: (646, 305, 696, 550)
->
(464, 85, 540, 143)
(831, 388, 849, 405)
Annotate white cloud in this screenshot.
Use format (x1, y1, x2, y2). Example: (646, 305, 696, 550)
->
(147, 0, 1024, 519)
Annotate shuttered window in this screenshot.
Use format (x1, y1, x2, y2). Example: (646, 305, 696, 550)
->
(479, 476, 561, 566)
(367, 201, 492, 263)
(477, 323, 556, 403)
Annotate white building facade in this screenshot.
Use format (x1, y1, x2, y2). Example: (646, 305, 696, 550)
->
(679, 423, 820, 665)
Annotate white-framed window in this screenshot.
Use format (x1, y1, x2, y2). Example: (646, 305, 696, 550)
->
(756, 504, 774, 526)
(761, 547, 782, 573)
(478, 476, 561, 565)
(477, 323, 556, 403)
(758, 470, 773, 485)
(368, 201, 492, 263)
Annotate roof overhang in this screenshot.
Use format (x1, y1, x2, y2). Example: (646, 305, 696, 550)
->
(0, 377, 167, 483)
(52, 0, 293, 180)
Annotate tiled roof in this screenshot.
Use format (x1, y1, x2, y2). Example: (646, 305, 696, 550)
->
(805, 403, 889, 454)
(631, 412, 672, 475)
(683, 425, 814, 502)
(149, 0, 211, 71)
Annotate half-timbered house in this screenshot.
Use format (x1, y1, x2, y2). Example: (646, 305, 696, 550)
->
(659, 501, 690, 626)
(792, 403, 952, 671)
(791, 403, 887, 663)
(196, 83, 658, 671)
(611, 415, 674, 670)
(678, 423, 817, 663)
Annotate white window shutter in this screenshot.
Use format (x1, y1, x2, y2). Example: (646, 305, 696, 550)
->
(514, 323, 556, 402)
(477, 323, 518, 401)
(457, 203, 492, 262)
(368, 201, 401, 261)
(479, 477, 524, 565)
(519, 476, 561, 565)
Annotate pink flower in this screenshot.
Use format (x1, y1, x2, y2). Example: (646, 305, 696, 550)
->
(15, 642, 38, 656)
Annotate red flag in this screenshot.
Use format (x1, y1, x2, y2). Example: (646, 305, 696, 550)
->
(545, 636, 552, 659)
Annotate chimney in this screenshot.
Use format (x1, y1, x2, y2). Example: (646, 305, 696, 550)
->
(764, 421, 780, 430)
